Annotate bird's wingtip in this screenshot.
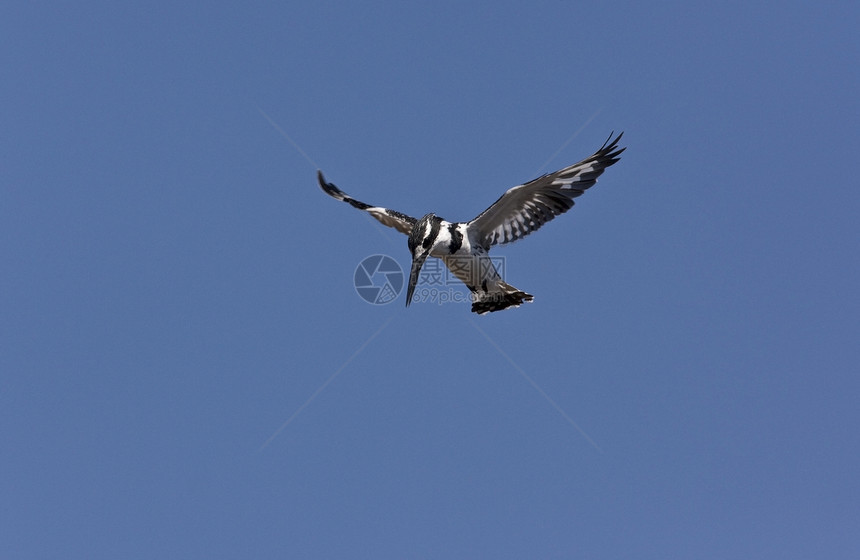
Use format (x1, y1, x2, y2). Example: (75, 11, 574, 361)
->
(602, 131, 624, 149)
(317, 170, 332, 191)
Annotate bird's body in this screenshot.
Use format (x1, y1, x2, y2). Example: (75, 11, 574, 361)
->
(318, 132, 624, 314)
(408, 215, 533, 313)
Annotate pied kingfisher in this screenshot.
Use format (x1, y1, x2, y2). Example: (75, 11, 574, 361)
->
(318, 132, 624, 314)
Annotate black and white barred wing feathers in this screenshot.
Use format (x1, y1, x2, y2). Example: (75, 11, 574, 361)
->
(468, 132, 625, 248)
(317, 171, 417, 235)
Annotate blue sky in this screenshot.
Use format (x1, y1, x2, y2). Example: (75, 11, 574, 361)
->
(2, 1, 858, 558)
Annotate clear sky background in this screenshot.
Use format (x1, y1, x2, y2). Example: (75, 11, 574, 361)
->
(2, 2, 859, 558)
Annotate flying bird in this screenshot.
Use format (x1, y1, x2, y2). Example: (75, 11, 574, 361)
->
(318, 132, 624, 314)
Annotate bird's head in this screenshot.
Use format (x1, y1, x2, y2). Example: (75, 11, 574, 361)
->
(406, 213, 440, 307)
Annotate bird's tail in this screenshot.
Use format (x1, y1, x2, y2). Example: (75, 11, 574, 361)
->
(471, 282, 533, 315)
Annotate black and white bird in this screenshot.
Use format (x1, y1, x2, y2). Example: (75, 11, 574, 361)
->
(318, 132, 624, 314)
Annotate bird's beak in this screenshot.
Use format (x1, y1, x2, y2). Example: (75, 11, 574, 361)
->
(405, 252, 429, 307)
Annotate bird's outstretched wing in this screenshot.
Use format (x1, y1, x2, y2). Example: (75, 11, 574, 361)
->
(468, 132, 625, 248)
(317, 171, 418, 235)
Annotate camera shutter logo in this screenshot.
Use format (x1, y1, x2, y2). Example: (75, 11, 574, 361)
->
(354, 255, 404, 305)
